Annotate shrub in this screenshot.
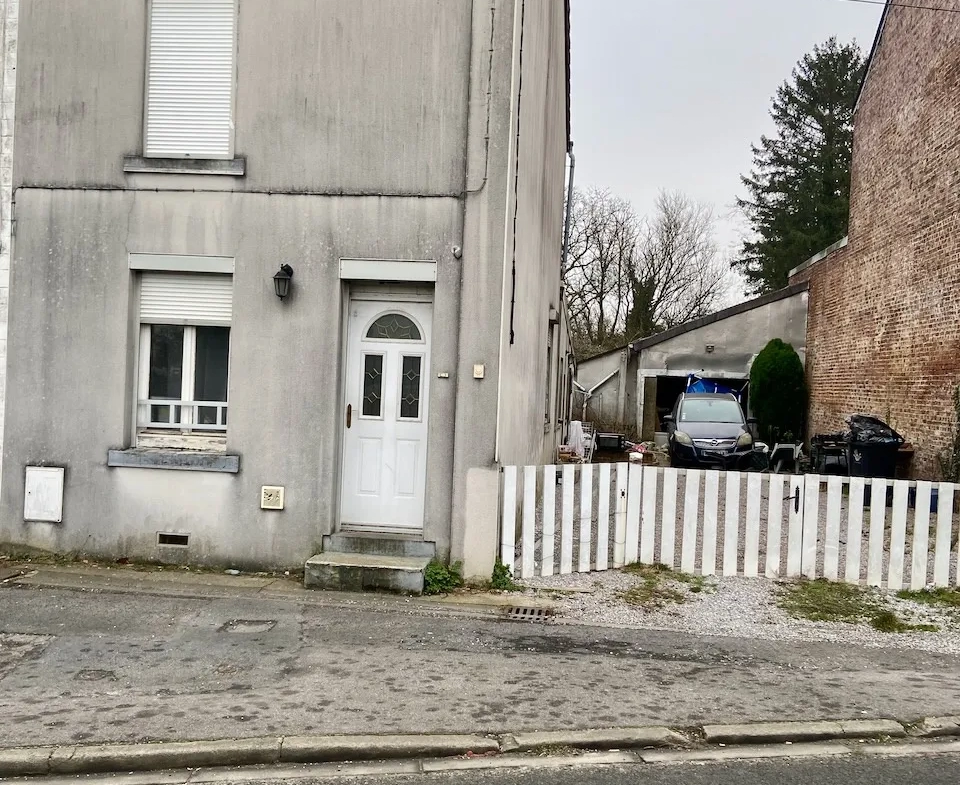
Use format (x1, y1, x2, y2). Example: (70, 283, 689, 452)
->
(490, 560, 519, 591)
(423, 559, 463, 595)
(749, 339, 807, 444)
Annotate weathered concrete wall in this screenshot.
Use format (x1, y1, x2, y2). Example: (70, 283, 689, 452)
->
(1, 189, 462, 566)
(494, 0, 569, 468)
(637, 292, 808, 377)
(790, 3, 960, 478)
(448, 0, 516, 566)
(574, 349, 625, 423)
(4, 0, 569, 570)
(0, 0, 17, 467)
(635, 290, 808, 441)
(14, 0, 472, 194)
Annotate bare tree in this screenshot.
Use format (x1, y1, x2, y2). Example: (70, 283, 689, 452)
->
(626, 191, 729, 339)
(562, 188, 638, 355)
(563, 188, 729, 357)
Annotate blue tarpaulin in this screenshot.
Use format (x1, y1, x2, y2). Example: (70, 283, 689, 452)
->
(685, 375, 747, 401)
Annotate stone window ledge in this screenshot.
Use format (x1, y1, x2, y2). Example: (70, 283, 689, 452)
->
(123, 156, 246, 176)
(107, 449, 240, 473)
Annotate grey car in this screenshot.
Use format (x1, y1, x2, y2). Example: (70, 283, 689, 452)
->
(663, 392, 756, 470)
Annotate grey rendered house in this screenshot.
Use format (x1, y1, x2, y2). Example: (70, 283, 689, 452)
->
(0, 0, 573, 585)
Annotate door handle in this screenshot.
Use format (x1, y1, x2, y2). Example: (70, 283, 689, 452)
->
(346, 404, 352, 429)
(783, 487, 800, 513)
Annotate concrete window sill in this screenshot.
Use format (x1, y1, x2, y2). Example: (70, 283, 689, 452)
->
(123, 156, 246, 176)
(107, 449, 240, 473)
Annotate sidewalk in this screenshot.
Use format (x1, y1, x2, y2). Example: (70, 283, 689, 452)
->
(2, 562, 960, 751)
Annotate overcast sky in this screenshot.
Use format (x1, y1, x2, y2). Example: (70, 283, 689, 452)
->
(569, 0, 884, 298)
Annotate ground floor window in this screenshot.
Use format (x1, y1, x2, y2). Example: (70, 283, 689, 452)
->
(136, 272, 233, 448)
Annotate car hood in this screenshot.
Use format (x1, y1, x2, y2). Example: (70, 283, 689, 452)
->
(676, 421, 747, 440)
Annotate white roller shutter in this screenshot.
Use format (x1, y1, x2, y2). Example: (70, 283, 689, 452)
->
(140, 273, 233, 325)
(145, 0, 237, 159)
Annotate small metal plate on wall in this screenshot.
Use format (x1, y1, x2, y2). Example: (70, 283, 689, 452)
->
(261, 486, 285, 510)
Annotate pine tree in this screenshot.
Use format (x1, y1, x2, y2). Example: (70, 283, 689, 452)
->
(735, 38, 866, 294)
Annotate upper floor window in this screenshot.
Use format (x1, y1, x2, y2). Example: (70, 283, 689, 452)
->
(144, 0, 238, 160)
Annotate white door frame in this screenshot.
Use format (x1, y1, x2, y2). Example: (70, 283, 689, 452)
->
(338, 284, 434, 535)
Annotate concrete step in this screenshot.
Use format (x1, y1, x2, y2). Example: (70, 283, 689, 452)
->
(322, 533, 436, 559)
(304, 552, 431, 595)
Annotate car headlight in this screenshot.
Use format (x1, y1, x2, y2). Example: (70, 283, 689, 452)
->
(674, 431, 693, 446)
(737, 432, 754, 448)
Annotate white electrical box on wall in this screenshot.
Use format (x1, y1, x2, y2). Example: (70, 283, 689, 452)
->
(261, 486, 285, 510)
(24, 467, 65, 523)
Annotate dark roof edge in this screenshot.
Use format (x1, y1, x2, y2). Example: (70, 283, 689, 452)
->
(630, 282, 810, 353)
(853, 0, 892, 114)
(579, 343, 631, 363)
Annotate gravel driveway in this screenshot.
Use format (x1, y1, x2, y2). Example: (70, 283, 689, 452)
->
(518, 571, 960, 655)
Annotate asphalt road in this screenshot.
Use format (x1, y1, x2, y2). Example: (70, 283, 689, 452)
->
(3, 580, 960, 746)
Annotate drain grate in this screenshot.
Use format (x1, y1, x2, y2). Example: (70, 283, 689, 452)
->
(503, 606, 554, 622)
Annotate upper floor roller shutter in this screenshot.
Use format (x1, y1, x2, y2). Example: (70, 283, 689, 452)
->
(145, 0, 238, 159)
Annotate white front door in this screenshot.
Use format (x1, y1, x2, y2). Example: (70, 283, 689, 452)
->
(340, 297, 432, 533)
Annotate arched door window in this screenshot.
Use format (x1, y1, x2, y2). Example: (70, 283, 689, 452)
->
(365, 313, 422, 342)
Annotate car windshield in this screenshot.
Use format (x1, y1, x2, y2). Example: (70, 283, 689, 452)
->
(679, 399, 744, 424)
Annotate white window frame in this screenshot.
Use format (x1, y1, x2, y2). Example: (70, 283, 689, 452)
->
(136, 324, 231, 450)
(358, 351, 386, 422)
(396, 352, 426, 423)
(143, 0, 239, 161)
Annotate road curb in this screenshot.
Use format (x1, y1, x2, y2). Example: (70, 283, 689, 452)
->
(278, 735, 499, 764)
(0, 735, 497, 778)
(501, 726, 687, 752)
(909, 716, 960, 738)
(703, 718, 906, 745)
(0, 718, 956, 778)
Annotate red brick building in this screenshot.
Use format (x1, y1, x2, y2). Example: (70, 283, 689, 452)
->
(789, 0, 960, 479)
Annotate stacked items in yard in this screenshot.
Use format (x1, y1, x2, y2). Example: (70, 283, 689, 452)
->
(811, 415, 906, 478)
(627, 441, 668, 466)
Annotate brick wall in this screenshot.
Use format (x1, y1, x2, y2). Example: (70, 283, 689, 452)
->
(793, 2, 960, 478)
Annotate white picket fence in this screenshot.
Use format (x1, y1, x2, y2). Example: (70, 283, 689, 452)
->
(500, 464, 960, 590)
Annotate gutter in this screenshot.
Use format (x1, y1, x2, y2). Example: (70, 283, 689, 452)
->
(573, 368, 619, 420)
(561, 142, 575, 272)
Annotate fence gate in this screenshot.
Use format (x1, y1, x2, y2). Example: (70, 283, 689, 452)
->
(499, 464, 959, 589)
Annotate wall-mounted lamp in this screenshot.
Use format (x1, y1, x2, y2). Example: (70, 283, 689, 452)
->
(273, 264, 294, 300)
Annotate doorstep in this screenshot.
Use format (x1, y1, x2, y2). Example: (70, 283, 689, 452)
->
(304, 552, 431, 595)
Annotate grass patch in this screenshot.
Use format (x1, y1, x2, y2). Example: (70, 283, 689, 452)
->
(778, 579, 940, 633)
(777, 579, 885, 623)
(896, 587, 960, 610)
(869, 610, 939, 634)
(618, 563, 711, 610)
